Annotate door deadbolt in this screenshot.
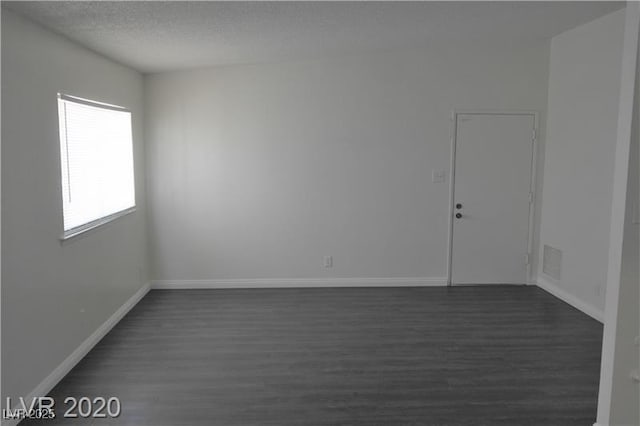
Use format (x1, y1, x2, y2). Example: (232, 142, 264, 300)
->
(456, 203, 462, 209)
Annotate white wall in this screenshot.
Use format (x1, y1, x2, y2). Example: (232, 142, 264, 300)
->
(597, 4, 640, 424)
(538, 9, 626, 316)
(1, 9, 149, 402)
(146, 41, 549, 283)
(605, 58, 639, 426)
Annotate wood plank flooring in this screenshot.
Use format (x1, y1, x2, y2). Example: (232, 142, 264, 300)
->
(23, 286, 603, 426)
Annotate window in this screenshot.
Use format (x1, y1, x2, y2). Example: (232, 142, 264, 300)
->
(57, 94, 136, 239)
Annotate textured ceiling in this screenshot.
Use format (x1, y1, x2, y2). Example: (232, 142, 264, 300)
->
(4, 1, 624, 74)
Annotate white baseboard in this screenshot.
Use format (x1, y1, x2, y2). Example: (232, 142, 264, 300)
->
(4, 283, 151, 426)
(537, 277, 604, 323)
(591, 423, 639, 426)
(151, 277, 447, 289)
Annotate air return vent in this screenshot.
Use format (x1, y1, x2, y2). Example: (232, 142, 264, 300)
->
(543, 245, 562, 280)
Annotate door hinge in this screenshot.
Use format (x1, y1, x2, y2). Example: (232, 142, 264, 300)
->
(532, 128, 537, 141)
(525, 254, 530, 265)
(529, 191, 534, 204)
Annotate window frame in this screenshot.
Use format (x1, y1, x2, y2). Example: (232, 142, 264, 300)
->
(57, 93, 137, 241)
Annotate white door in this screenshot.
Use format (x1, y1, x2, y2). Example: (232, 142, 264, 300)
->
(450, 113, 535, 285)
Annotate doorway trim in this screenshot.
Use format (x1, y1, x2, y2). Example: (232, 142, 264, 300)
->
(446, 109, 539, 286)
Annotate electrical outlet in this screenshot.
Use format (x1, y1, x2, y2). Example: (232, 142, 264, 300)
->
(432, 170, 446, 183)
(323, 256, 333, 268)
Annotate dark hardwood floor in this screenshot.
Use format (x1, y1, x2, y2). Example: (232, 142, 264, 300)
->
(23, 286, 603, 426)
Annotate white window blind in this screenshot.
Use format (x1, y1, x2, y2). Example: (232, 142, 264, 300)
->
(57, 94, 135, 237)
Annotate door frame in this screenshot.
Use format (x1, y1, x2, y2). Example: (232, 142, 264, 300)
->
(446, 109, 539, 286)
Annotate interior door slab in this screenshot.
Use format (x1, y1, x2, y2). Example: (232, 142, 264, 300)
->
(450, 113, 535, 285)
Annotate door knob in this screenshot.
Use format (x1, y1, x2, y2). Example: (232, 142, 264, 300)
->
(456, 203, 462, 209)
(455, 213, 462, 219)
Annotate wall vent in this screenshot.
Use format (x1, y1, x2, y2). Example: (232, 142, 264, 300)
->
(543, 244, 562, 281)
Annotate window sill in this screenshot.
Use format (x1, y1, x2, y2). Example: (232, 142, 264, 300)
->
(60, 207, 136, 243)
